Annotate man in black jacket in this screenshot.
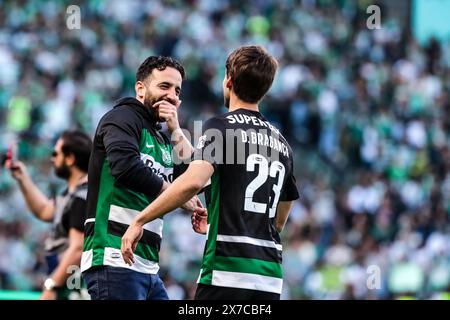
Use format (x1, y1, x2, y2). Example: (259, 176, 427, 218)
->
(81, 56, 204, 300)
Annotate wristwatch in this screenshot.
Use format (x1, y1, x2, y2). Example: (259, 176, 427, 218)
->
(43, 278, 57, 291)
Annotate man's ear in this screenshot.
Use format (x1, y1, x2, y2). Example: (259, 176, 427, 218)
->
(135, 81, 146, 99)
(64, 153, 76, 167)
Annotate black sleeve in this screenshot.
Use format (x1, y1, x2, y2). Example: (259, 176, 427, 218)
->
(280, 156, 300, 201)
(67, 197, 87, 232)
(99, 108, 164, 199)
(192, 117, 225, 172)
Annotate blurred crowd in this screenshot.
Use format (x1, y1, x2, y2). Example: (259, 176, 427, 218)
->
(1, 0, 450, 299)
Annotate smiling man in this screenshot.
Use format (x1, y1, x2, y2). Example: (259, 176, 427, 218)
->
(6, 130, 91, 300)
(81, 56, 204, 300)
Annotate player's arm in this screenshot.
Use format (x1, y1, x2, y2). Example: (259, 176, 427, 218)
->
(101, 112, 199, 210)
(40, 228, 84, 300)
(121, 160, 212, 265)
(6, 160, 54, 222)
(173, 117, 223, 180)
(275, 201, 294, 233)
(169, 125, 193, 162)
(138, 160, 212, 222)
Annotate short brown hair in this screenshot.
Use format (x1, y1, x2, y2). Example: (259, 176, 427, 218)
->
(225, 45, 278, 103)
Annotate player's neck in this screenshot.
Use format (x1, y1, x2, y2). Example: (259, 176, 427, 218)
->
(228, 93, 259, 113)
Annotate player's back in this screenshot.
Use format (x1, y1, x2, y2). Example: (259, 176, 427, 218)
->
(195, 108, 298, 294)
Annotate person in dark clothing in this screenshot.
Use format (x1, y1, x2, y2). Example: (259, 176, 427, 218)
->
(81, 56, 205, 300)
(6, 130, 92, 300)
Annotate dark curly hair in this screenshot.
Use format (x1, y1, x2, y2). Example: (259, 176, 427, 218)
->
(136, 56, 185, 82)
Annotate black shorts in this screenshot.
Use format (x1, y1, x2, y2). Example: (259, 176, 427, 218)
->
(195, 284, 280, 300)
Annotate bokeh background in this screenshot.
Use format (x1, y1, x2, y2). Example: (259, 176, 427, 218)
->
(1, 0, 450, 300)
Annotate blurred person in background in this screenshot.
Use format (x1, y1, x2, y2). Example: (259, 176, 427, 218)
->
(5, 130, 92, 300)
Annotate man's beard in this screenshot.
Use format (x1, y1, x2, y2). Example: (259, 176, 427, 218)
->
(54, 162, 71, 180)
(144, 94, 166, 122)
